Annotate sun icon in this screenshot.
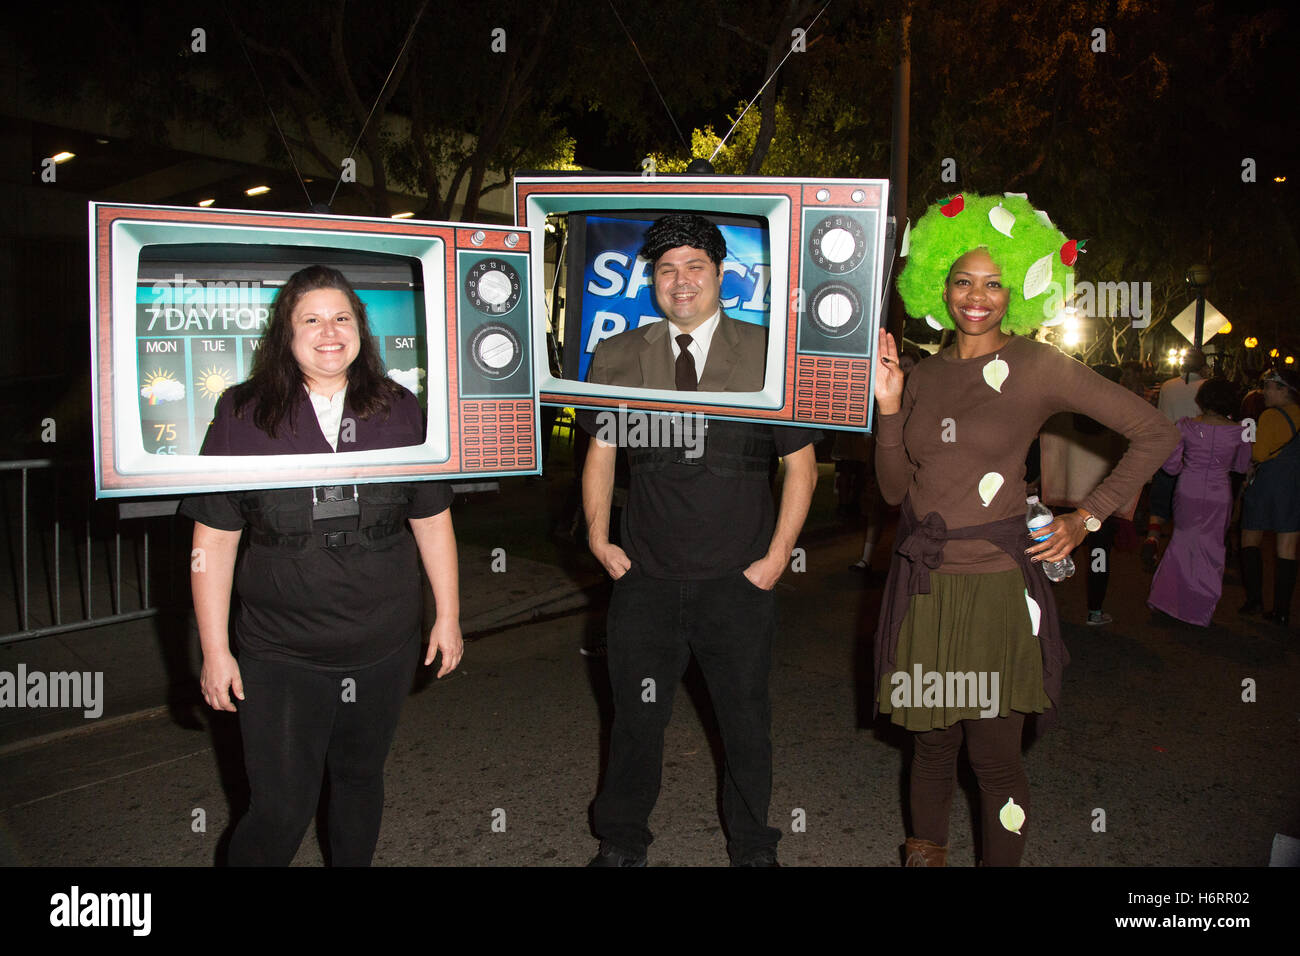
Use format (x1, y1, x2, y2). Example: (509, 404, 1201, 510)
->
(140, 368, 184, 405)
(197, 365, 233, 400)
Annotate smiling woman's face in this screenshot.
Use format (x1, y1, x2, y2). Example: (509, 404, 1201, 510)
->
(943, 247, 1010, 339)
(290, 288, 360, 394)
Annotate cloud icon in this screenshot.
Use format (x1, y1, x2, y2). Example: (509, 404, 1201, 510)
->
(388, 367, 426, 395)
(141, 379, 186, 404)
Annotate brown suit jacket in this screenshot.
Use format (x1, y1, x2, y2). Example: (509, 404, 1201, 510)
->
(587, 313, 766, 392)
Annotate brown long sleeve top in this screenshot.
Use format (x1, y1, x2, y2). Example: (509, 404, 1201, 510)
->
(875, 335, 1179, 574)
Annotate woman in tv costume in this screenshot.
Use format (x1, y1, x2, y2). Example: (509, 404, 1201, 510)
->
(872, 193, 1177, 866)
(182, 265, 461, 866)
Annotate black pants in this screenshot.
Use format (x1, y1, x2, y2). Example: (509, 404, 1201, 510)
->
(228, 635, 419, 866)
(593, 569, 781, 862)
(1149, 469, 1177, 522)
(1085, 518, 1119, 612)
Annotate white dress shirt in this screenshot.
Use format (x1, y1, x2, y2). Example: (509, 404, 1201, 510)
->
(1158, 372, 1205, 423)
(668, 310, 721, 379)
(307, 384, 347, 450)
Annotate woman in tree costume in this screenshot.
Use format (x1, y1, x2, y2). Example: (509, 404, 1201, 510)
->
(872, 193, 1176, 865)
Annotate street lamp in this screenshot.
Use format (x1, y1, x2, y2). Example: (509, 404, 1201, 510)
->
(1062, 307, 1082, 347)
(1185, 264, 1212, 350)
(1245, 337, 1258, 348)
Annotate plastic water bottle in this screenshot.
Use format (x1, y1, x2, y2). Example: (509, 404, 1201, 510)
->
(1026, 496, 1075, 582)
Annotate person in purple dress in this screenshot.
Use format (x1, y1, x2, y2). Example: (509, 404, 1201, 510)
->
(1147, 379, 1252, 626)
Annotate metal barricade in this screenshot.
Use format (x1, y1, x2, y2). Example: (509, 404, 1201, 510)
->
(0, 459, 184, 646)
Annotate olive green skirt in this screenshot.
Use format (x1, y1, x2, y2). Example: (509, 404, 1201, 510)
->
(878, 568, 1052, 731)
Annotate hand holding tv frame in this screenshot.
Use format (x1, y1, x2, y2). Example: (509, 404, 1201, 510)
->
(90, 202, 540, 498)
(514, 174, 890, 432)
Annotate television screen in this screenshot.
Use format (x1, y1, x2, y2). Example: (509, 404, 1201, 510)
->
(135, 244, 428, 456)
(565, 211, 771, 383)
(515, 174, 890, 432)
(91, 203, 540, 497)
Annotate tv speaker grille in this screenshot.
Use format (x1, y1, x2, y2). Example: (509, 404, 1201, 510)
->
(461, 400, 537, 470)
(794, 356, 869, 426)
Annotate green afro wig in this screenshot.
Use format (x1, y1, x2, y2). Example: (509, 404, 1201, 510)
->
(896, 192, 1077, 335)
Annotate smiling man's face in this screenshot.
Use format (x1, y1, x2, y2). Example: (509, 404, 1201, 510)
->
(652, 244, 722, 333)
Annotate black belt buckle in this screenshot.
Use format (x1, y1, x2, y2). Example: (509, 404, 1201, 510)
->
(670, 415, 707, 466)
(312, 484, 359, 520)
(321, 530, 353, 549)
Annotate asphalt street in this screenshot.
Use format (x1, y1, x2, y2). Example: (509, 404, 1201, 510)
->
(1, 510, 1295, 868)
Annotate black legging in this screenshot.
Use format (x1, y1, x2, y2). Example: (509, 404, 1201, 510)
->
(228, 635, 419, 866)
(910, 713, 1029, 866)
(1085, 518, 1120, 612)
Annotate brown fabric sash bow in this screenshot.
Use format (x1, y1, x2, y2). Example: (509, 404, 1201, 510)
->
(896, 510, 949, 595)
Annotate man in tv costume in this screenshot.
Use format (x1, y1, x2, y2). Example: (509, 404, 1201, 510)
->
(580, 214, 820, 866)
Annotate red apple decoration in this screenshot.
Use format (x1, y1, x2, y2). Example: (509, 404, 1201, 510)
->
(940, 194, 964, 217)
(1060, 238, 1087, 266)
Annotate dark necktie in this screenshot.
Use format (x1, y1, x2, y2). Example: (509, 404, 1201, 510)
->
(675, 333, 697, 391)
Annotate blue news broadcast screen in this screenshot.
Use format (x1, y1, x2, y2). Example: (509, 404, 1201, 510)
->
(570, 214, 770, 382)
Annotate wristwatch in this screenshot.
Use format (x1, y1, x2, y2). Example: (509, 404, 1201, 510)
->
(1076, 509, 1102, 532)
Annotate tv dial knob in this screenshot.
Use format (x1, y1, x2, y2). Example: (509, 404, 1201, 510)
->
(477, 269, 513, 305)
(809, 215, 867, 275)
(818, 291, 854, 328)
(478, 331, 516, 369)
(809, 282, 863, 338)
(466, 258, 522, 315)
(469, 322, 523, 379)
(819, 227, 857, 265)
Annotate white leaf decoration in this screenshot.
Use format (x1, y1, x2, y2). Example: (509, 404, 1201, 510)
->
(925, 313, 943, 330)
(1024, 589, 1041, 636)
(989, 203, 1016, 238)
(1003, 191, 1028, 200)
(1022, 251, 1055, 300)
(1000, 797, 1026, 835)
(983, 354, 1009, 393)
(900, 219, 911, 257)
(978, 471, 1004, 507)
(1035, 209, 1054, 228)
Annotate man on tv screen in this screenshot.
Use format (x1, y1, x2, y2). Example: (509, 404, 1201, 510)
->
(580, 213, 820, 867)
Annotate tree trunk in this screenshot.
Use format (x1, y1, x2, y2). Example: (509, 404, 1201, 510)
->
(746, 1, 816, 175)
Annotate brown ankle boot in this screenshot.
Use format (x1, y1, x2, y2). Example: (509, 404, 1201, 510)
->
(903, 837, 948, 867)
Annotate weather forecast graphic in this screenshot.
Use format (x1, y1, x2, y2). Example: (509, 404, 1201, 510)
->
(134, 280, 424, 455)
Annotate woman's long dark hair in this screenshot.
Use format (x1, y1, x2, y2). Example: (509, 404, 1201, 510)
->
(228, 265, 403, 438)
